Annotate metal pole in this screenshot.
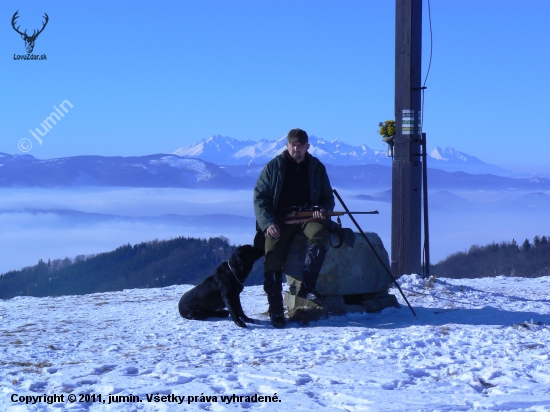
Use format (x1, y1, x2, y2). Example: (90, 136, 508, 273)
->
(392, 0, 423, 277)
(422, 132, 430, 276)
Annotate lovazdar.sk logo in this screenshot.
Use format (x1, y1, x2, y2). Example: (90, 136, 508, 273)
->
(11, 10, 48, 60)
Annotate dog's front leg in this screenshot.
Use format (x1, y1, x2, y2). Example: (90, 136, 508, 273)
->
(221, 292, 248, 328)
(233, 297, 254, 324)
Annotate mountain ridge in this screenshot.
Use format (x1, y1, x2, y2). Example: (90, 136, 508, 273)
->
(172, 135, 514, 176)
(1, 151, 550, 191)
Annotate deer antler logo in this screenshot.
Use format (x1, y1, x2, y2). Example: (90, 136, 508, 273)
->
(11, 11, 49, 54)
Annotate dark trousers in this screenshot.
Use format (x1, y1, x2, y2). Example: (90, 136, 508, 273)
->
(264, 222, 329, 272)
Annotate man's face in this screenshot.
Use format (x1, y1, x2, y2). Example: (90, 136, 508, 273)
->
(286, 141, 309, 163)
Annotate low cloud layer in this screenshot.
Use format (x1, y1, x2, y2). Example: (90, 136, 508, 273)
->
(0, 187, 548, 274)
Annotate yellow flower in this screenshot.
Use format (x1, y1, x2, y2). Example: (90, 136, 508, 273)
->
(379, 119, 395, 139)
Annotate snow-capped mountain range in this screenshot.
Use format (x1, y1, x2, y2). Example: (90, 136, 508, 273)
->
(2, 151, 549, 191)
(173, 135, 513, 176)
(0, 136, 543, 189)
(173, 135, 381, 167)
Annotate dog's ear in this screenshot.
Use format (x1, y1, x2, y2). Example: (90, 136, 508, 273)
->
(230, 247, 245, 267)
(230, 245, 261, 271)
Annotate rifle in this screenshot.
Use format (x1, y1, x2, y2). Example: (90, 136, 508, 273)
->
(282, 206, 378, 224)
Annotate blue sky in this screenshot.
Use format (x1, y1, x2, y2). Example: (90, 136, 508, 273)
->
(1, 0, 549, 173)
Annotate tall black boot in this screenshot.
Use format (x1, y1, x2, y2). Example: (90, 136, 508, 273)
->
(297, 245, 326, 305)
(263, 271, 285, 328)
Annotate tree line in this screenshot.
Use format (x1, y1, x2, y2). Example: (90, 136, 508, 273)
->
(431, 236, 550, 279)
(0, 236, 264, 300)
(4, 233, 547, 299)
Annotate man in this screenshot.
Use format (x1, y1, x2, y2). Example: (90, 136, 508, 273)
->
(254, 128, 335, 328)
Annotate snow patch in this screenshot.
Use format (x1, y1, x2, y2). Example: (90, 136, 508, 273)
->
(149, 157, 214, 181)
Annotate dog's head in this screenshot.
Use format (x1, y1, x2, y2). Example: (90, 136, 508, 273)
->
(228, 245, 262, 283)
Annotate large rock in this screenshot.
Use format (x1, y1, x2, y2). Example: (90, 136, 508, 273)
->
(284, 228, 392, 296)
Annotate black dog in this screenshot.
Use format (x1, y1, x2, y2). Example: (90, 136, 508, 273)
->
(178, 245, 262, 328)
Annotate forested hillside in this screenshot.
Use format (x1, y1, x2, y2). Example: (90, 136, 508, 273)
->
(432, 236, 550, 279)
(4, 233, 549, 300)
(0, 236, 264, 299)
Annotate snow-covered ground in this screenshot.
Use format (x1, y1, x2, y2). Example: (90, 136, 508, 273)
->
(1, 275, 550, 411)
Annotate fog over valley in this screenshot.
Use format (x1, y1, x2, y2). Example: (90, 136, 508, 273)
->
(0, 186, 548, 275)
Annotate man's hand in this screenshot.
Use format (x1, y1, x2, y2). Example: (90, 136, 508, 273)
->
(312, 209, 327, 221)
(266, 223, 281, 239)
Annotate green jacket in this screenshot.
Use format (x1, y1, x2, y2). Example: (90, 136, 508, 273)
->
(253, 150, 335, 232)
